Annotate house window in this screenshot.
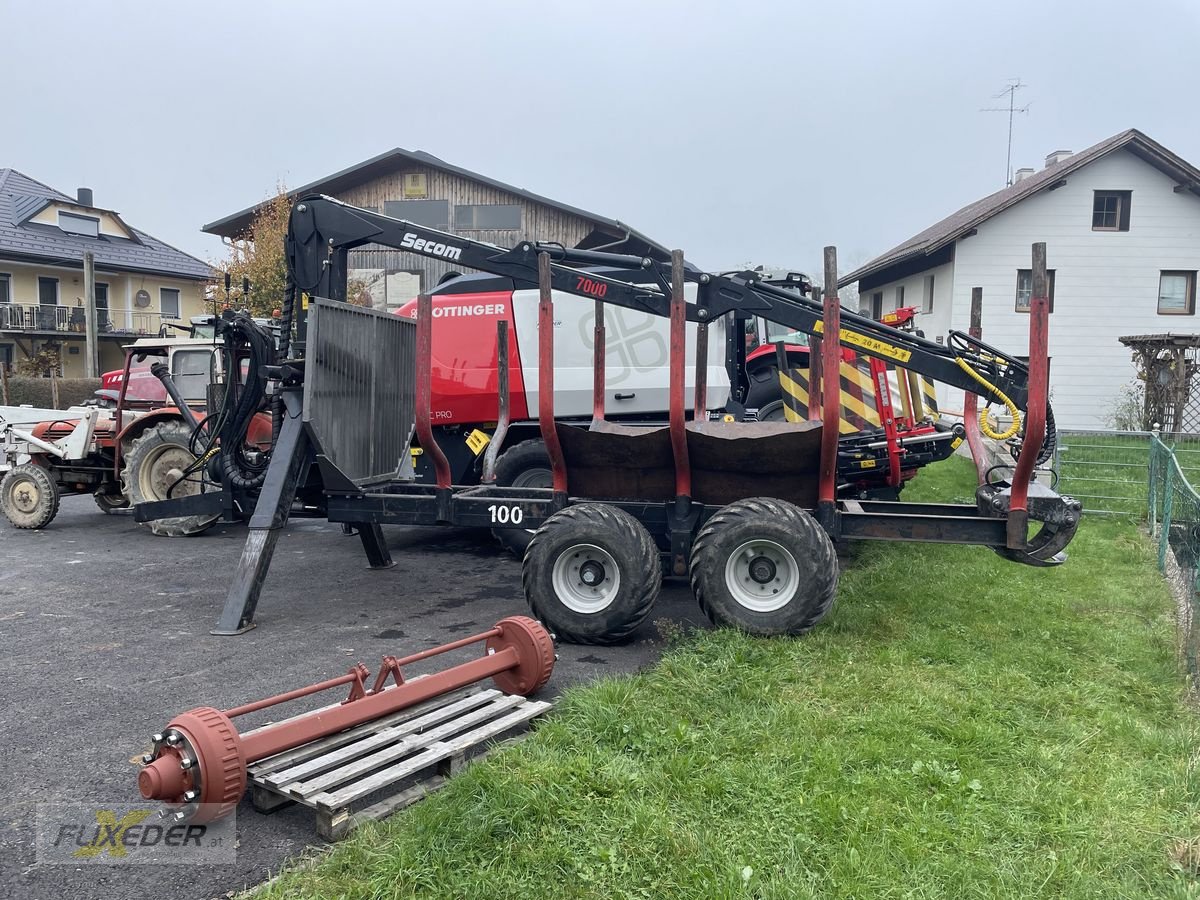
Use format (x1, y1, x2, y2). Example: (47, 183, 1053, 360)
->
(160, 287, 181, 319)
(383, 199, 450, 230)
(0, 273, 10, 303)
(38, 276, 59, 306)
(870, 291, 883, 319)
(58, 211, 100, 237)
(1158, 271, 1197, 315)
(922, 274, 935, 313)
(454, 204, 522, 230)
(1015, 269, 1056, 313)
(95, 282, 109, 331)
(895, 285, 905, 308)
(1092, 190, 1131, 231)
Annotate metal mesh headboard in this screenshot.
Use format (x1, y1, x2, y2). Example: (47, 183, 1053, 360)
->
(303, 298, 416, 486)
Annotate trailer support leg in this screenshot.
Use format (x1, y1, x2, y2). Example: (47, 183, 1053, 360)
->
(212, 387, 315, 636)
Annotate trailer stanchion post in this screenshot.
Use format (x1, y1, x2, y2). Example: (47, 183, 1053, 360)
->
(415, 292, 452, 508)
(669, 250, 692, 499)
(593, 300, 606, 424)
(537, 252, 568, 498)
(962, 287, 987, 483)
(694, 319, 709, 417)
(817, 247, 840, 532)
(1007, 243, 1050, 550)
(482, 320, 510, 483)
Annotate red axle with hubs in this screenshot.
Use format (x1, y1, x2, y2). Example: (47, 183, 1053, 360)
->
(137, 616, 555, 823)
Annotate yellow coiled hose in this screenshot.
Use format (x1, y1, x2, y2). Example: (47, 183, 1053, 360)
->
(953, 357, 1021, 441)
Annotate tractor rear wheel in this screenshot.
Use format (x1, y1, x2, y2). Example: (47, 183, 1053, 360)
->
(690, 497, 837, 635)
(523, 503, 660, 644)
(492, 439, 552, 558)
(123, 420, 218, 537)
(1, 463, 59, 529)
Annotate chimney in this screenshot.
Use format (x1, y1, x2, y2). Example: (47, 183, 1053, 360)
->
(77, 187, 93, 207)
(1043, 150, 1072, 168)
(1014, 167, 1036, 182)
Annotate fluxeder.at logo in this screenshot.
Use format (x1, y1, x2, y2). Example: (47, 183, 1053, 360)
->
(36, 803, 236, 865)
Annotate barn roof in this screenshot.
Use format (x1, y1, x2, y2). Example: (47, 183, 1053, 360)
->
(203, 148, 670, 260)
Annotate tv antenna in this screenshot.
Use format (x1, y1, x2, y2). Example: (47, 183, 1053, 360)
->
(981, 79, 1030, 187)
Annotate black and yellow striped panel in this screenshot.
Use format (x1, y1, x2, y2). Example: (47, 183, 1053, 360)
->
(921, 376, 940, 421)
(778, 359, 881, 432)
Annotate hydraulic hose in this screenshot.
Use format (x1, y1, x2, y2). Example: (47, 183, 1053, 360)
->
(953, 357, 1021, 441)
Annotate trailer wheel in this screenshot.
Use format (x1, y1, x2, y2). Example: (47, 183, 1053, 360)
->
(690, 497, 837, 635)
(1, 463, 59, 529)
(492, 439, 553, 558)
(122, 420, 218, 537)
(523, 503, 660, 644)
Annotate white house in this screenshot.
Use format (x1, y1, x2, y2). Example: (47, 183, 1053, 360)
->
(841, 129, 1200, 429)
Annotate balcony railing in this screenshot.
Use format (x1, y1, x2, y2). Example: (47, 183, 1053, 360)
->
(0, 303, 174, 336)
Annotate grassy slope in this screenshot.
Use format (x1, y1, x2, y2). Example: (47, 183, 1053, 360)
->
(258, 459, 1198, 900)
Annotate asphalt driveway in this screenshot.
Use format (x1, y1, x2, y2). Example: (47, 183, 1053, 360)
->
(0, 496, 705, 900)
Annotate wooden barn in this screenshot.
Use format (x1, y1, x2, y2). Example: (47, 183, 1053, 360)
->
(203, 149, 666, 310)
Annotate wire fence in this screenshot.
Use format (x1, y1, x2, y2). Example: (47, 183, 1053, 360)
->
(1052, 430, 1154, 517)
(1148, 431, 1200, 681)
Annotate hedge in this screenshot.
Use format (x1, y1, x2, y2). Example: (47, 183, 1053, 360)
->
(0, 375, 102, 409)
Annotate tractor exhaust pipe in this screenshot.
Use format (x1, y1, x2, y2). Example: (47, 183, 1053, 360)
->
(137, 617, 555, 823)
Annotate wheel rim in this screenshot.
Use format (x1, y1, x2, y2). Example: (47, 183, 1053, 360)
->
(8, 477, 41, 514)
(138, 443, 201, 501)
(551, 543, 621, 614)
(724, 539, 800, 612)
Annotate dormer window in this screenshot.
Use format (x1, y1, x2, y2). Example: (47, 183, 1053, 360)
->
(58, 211, 100, 237)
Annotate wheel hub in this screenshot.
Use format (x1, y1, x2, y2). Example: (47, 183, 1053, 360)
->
(724, 539, 801, 613)
(551, 543, 622, 614)
(748, 555, 776, 584)
(579, 560, 606, 586)
(11, 481, 39, 512)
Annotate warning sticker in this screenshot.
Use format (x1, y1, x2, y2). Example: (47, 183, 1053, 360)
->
(465, 429, 491, 456)
(813, 320, 912, 363)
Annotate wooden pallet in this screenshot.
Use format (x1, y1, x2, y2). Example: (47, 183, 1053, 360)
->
(245, 685, 551, 840)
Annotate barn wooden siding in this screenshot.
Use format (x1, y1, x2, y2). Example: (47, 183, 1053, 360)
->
(336, 165, 594, 299)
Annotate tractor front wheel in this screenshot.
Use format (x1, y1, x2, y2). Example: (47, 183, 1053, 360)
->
(122, 420, 218, 537)
(0, 463, 60, 529)
(523, 503, 660, 644)
(690, 497, 837, 635)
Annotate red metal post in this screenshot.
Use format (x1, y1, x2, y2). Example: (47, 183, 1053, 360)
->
(818, 247, 841, 512)
(592, 300, 606, 423)
(537, 252, 568, 494)
(415, 292, 452, 488)
(869, 357, 902, 487)
(1007, 243, 1050, 549)
(669, 250, 692, 498)
(962, 287, 988, 484)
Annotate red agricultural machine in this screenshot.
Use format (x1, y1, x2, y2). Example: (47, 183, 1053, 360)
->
(134, 196, 1078, 646)
(0, 335, 268, 531)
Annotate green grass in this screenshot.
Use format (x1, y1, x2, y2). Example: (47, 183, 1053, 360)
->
(255, 458, 1199, 900)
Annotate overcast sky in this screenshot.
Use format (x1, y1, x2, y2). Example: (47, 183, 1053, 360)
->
(4, 0, 1198, 278)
